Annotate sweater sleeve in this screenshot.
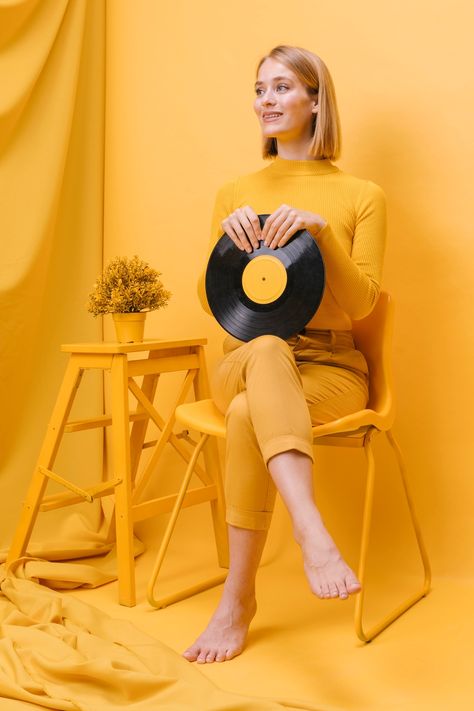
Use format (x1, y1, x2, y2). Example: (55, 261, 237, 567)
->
(316, 180, 387, 320)
(197, 180, 235, 315)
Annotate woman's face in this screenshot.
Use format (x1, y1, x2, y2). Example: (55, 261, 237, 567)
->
(253, 57, 317, 144)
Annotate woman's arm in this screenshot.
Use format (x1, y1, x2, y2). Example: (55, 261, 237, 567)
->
(316, 180, 387, 320)
(260, 180, 386, 320)
(197, 180, 235, 315)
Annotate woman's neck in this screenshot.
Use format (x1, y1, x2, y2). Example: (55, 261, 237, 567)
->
(276, 137, 315, 160)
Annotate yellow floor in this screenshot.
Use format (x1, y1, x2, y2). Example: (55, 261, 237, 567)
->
(62, 512, 474, 711)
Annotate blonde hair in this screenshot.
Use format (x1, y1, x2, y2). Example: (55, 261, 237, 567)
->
(256, 45, 341, 160)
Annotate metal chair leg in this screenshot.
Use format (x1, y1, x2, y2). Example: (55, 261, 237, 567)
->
(147, 433, 227, 608)
(354, 428, 431, 642)
(386, 429, 431, 595)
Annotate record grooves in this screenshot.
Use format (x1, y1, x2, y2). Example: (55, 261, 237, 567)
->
(205, 214, 325, 341)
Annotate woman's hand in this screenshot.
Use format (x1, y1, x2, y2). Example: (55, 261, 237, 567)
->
(221, 206, 262, 253)
(261, 205, 327, 249)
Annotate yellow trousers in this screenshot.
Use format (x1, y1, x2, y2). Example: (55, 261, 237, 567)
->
(211, 331, 369, 530)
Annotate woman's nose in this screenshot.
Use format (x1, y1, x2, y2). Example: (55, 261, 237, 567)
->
(262, 91, 276, 104)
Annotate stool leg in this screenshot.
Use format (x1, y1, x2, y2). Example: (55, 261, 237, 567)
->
(110, 354, 135, 606)
(6, 357, 83, 567)
(129, 371, 159, 481)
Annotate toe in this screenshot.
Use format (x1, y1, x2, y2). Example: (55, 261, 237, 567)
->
(321, 581, 332, 599)
(196, 648, 209, 664)
(345, 575, 361, 593)
(335, 579, 349, 599)
(215, 649, 227, 663)
(182, 646, 199, 662)
(205, 650, 217, 663)
(226, 646, 241, 661)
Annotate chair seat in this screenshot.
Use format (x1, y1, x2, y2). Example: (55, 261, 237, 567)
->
(175, 399, 387, 443)
(176, 399, 227, 438)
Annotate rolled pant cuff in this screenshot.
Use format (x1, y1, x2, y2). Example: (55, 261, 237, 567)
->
(261, 435, 314, 467)
(226, 505, 274, 531)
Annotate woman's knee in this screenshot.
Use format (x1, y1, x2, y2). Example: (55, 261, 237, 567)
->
(225, 391, 251, 426)
(247, 334, 293, 362)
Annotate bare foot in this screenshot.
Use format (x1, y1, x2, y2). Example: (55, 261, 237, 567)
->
(296, 521, 361, 600)
(182, 594, 257, 663)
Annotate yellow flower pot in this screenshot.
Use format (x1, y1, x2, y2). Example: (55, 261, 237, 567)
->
(112, 312, 146, 343)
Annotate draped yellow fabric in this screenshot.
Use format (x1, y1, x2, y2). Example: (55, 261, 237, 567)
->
(0, 566, 320, 711)
(0, 0, 109, 565)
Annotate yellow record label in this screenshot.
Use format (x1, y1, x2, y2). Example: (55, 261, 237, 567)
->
(241, 255, 287, 304)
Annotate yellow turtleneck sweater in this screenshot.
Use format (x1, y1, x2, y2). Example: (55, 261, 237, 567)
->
(197, 156, 387, 331)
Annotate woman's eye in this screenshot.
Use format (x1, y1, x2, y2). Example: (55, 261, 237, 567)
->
(277, 84, 289, 91)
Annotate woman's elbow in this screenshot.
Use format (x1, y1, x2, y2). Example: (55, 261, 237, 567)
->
(348, 281, 381, 321)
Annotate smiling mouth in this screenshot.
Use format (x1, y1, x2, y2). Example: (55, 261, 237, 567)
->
(263, 113, 283, 122)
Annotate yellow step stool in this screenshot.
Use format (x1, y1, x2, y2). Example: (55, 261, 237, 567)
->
(6, 338, 229, 607)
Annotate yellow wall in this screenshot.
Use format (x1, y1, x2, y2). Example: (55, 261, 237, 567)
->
(105, 0, 474, 578)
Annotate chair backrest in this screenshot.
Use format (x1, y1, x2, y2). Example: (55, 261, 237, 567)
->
(351, 291, 395, 423)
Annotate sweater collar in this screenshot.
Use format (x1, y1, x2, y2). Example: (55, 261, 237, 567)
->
(266, 155, 339, 176)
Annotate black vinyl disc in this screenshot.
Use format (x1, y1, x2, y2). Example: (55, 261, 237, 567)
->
(205, 214, 325, 341)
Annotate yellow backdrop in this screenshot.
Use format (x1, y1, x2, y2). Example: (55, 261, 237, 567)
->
(2, 3, 474, 710)
(103, 0, 474, 581)
(2, 0, 473, 586)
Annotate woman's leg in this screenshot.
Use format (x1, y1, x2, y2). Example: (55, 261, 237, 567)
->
(182, 524, 266, 663)
(267, 450, 361, 600)
(183, 335, 365, 662)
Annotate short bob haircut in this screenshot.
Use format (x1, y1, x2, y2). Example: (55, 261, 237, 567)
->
(256, 45, 341, 161)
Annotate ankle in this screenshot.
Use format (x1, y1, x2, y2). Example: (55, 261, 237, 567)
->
(292, 508, 324, 541)
(293, 515, 336, 552)
(221, 579, 256, 605)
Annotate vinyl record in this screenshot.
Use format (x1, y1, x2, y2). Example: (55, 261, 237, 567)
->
(205, 213, 325, 341)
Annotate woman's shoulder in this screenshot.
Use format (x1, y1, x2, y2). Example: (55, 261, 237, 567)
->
(214, 163, 269, 190)
(328, 169, 386, 213)
(336, 167, 385, 195)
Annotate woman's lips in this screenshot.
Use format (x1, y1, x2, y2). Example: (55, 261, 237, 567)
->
(263, 113, 282, 122)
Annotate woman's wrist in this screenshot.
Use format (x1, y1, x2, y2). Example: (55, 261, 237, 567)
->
(309, 217, 328, 240)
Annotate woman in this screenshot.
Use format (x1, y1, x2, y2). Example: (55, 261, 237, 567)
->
(184, 45, 386, 664)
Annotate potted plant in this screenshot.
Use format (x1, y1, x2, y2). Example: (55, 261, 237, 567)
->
(87, 255, 171, 343)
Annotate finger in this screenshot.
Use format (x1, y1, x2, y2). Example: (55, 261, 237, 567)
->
(263, 208, 288, 246)
(236, 208, 259, 250)
(241, 206, 262, 247)
(261, 204, 287, 242)
(261, 214, 274, 243)
(274, 222, 302, 248)
(224, 218, 253, 253)
(268, 215, 298, 249)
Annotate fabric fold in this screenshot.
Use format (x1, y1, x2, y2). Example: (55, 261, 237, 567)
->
(0, 568, 322, 711)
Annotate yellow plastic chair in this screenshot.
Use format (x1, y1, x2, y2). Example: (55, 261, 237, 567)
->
(157, 292, 431, 641)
